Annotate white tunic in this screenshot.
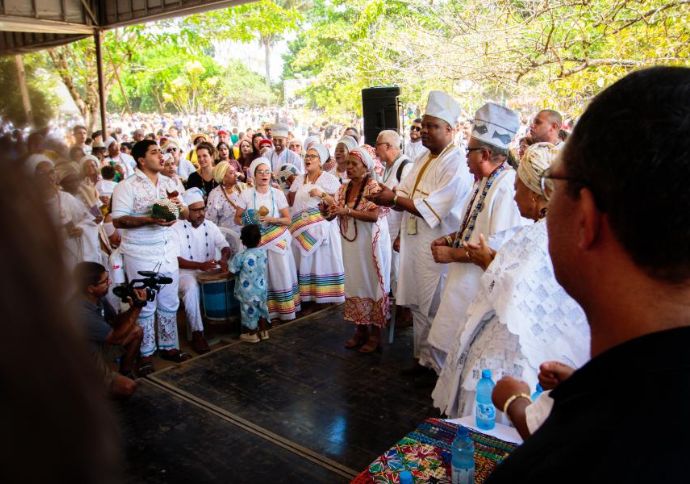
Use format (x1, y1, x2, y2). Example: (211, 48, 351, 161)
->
(432, 221, 590, 418)
(395, 144, 473, 317)
(427, 169, 527, 355)
(205, 184, 244, 253)
(173, 219, 229, 263)
(405, 140, 429, 163)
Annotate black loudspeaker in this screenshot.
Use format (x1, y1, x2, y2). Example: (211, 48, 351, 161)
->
(362, 86, 401, 145)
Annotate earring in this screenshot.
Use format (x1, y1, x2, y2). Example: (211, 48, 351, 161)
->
(539, 207, 548, 218)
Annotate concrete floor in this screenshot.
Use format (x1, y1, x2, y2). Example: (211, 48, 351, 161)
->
(117, 305, 438, 483)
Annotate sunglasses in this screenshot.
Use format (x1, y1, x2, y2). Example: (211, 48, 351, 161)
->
(410, 126, 421, 132)
(166, 148, 178, 153)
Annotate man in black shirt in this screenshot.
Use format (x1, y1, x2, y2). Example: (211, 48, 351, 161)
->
(487, 66, 690, 482)
(74, 262, 145, 398)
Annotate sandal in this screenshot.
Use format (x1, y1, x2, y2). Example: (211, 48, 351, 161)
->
(359, 327, 381, 354)
(159, 349, 192, 363)
(345, 326, 368, 349)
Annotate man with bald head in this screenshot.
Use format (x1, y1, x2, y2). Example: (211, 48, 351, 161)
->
(368, 91, 473, 377)
(529, 109, 562, 145)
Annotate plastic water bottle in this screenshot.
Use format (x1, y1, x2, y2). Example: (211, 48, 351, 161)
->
(532, 383, 543, 402)
(476, 369, 496, 430)
(451, 426, 475, 484)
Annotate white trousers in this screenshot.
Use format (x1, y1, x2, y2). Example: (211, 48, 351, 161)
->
(411, 280, 445, 374)
(124, 256, 180, 357)
(179, 269, 204, 333)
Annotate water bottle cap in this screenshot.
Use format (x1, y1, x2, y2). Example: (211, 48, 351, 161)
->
(481, 369, 492, 379)
(456, 425, 470, 438)
(399, 470, 413, 484)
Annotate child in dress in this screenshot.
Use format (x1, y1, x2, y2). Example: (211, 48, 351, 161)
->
(230, 224, 269, 343)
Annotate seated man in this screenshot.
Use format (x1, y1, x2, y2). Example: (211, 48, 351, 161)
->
(73, 261, 145, 398)
(174, 188, 231, 354)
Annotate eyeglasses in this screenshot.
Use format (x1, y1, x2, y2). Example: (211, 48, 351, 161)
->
(96, 275, 110, 286)
(410, 126, 421, 132)
(255, 169, 272, 175)
(465, 147, 484, 155)
(166, 148, 178, 153)
(539, 167, 588, 200)
(304, 154, 320, 160)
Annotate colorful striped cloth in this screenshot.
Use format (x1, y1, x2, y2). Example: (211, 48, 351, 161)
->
(298, 272, 345, 301)
(352, 418, 516, 484)
(267, 283, 301, 316)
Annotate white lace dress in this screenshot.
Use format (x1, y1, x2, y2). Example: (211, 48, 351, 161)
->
(432, 220, 591, 419)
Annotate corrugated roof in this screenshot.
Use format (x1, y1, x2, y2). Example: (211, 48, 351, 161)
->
(0, 0, 249, 55)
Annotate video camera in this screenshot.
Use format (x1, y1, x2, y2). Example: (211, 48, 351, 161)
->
(113, 270, 172, 308)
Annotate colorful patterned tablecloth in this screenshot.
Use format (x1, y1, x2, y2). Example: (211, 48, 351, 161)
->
(352, 418, 517, 483)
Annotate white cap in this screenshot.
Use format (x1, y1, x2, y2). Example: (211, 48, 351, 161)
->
(182, 187, 204, 206)
(104, 136, 117, 149)
(424, 91, 461, 127)
(271, 123, 289, 138)
(471, 102, 520, 150)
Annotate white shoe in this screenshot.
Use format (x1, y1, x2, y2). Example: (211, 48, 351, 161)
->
(240, 333, 260, 343)
(259, 330, 270, 340)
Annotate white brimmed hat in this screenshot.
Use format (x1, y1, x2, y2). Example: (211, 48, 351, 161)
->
(471, 102, 520, 150)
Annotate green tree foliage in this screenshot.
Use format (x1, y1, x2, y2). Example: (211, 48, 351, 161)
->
(0, 55, 56, 128)
(284, 0, 690, 117)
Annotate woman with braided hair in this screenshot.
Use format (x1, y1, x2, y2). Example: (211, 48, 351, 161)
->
(322, 147, 391, 353)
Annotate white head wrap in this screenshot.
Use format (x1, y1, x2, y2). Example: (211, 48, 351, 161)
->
(161, 138, 181, 151)
(517, 142, 560, 196)
(471, 102, 520, 151)
(304, 135, 320, 150)
(79, 154, 99, 169)
(424, 91, 461, 127)
(104, 137, 117, 149)
(26, 154, 54, 175)
(348, 147, 374, 173)
(336, 135, 358, 153)
(182, 187, 204, 206)
(309, 143, 330, 166)
(248, 157, 271, 178)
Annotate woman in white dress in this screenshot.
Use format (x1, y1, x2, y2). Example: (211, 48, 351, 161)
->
(288, 144, 345, 305)
(206, 161, 246, 255)
(235, 157, 300, 321)
(432, 143, 591, 419)
(322, 147, 391, 353)
(331, 135, 358, 183)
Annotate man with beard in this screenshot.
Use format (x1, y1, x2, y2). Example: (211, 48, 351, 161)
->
(266, 123, 304, 174)
(405, 118, 429, 162)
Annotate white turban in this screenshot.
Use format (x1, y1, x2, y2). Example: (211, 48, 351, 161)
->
(271, 123, 289, 138)
(248, 157, 271, 178)
(182, 187, 204, 206)
(517, 142, 560, 196)
(79, 154, 99, 169)
(348, 147, 374, 173)
(336, 135, 358, 152)
(309, 143, 330, 166)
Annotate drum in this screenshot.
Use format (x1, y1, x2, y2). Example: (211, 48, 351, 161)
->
(197, 271, 240, 321)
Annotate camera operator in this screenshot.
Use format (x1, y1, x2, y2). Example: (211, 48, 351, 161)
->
(112, 140, 190, 375)
(73, 262, 144, 398)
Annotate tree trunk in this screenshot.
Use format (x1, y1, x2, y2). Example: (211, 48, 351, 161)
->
(263, 37, 271, 83)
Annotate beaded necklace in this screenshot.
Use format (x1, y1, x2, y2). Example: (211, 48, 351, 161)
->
(183, 221, 210, 260)
(339, 175, 369, 242)
(453, 163, 507, 247)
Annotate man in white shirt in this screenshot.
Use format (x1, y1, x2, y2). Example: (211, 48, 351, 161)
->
(105, 138, 136, 179)
(174, 188, 231, 354)
(71, 125, 91, 155)
(404, 118, 429, 162)
(428, 103, 526, 372)
(267, 123, 304, 174)
(368, 91, 473, 377)
(111, 140, 190, 374)
(376, 129, 413, 295)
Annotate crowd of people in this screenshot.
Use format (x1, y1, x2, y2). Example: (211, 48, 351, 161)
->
(3, 65, 690, 481)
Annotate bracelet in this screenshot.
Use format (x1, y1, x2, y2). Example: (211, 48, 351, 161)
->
(502, 393, 532, 414)
(393, 194, 399, 206)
